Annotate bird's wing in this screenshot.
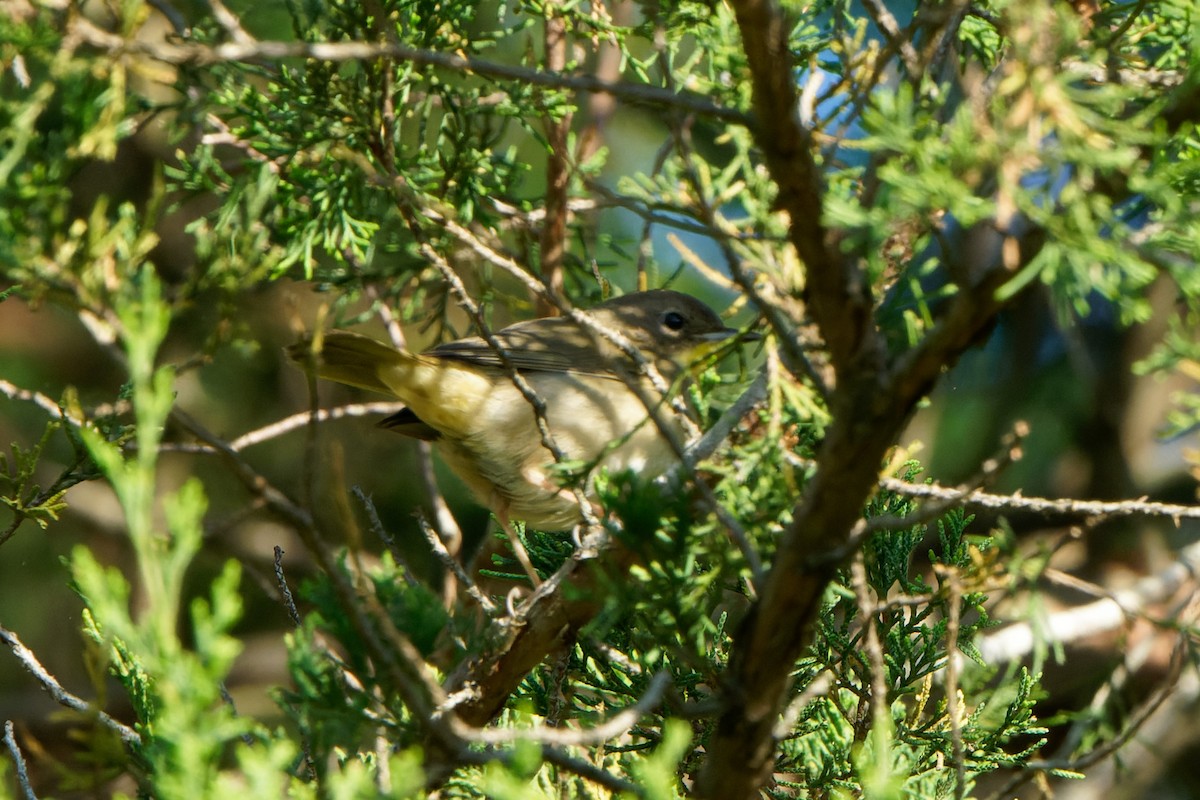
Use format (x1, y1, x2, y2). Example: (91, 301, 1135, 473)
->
(425, 318, 621, 377)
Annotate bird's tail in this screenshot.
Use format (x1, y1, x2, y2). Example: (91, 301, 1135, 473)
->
(289, 330, 496, 440)
(287, 331, 419, 397)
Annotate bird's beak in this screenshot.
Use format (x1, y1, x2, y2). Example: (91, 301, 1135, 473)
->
(685, 327, 763, 366)
(699, 327, 762, 343)
(737, 328, 763, 342)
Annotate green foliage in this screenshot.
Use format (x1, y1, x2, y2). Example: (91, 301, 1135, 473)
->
(173, 0, 537, 290)
(2, 0, 1198, 797)
(0, 419, 74, 538)
(775, 504, 1045, 798)
(66, 271, 251, 797)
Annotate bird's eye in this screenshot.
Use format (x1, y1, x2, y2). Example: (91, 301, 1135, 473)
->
(663, 311, 686, 331)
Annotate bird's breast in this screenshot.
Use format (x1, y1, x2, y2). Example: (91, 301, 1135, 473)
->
(437, 371, 681, 529)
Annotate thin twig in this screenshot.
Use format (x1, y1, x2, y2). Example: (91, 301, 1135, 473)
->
(865, 421, 1029, 536)
(351, 486, 422, 588)
(160, 402, 405, 454)
(416, 440, 464, 559)
(674, 371, 768, 473)
(881, 478, 1200, 524)
(456, 744, 642, 796)
(940, 567, 967, 800)
(416, 513, 498, 614)
(0, 380, 78, 422)
(204, 0, 254, 44)
(273, 546, 303, 628)
(850, 555, 891, 749)
(463, 670, 672, 746)
(0, 625, 140, 746)
(3, 720, 37, 800)
(774, 671, 834, 739)
(780, 450, 1200, 527)
(218, 683, 257, 746)
(861, 0, 920, 75)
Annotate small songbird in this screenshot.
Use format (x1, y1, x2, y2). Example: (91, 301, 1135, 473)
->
(289, 290, 755, 531)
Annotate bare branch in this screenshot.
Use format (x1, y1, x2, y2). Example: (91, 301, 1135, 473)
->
(204, 0, 254, 45)
(850, 554, 891, 746)
(416, 513, 498, 615)
(0, 625, 140, 746)
(4, 720, 38, 800)
(460, 670, 671, 746)
(161, 402, 405, 454)
(537, 6, 571, 317)
(725, 0, 875, 381)
(971, 538, 1200, 665)
(272, 546, 303, 628)
(824, 420, 1031, 563)
(941, 568, 967, 800)
(664, 372, 768, 476)
(882, 479, 1200, 525)
(0, 380, 75, 422)
(455, 743, 641, 796)
(439, 523, 625, 727)
(351, 486, 423, 589)
(861, 0, 920, 76)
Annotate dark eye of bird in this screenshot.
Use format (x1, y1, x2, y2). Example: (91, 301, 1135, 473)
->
(663, 311, 686, 331)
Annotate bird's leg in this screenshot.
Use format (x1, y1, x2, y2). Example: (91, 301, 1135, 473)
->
(522, 465, 606, 529)
(493, 500, 542, 588)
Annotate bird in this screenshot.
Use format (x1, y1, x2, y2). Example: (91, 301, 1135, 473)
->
(289, 289, 755, 533)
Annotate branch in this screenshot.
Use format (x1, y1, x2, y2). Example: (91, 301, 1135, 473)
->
(168, 410, 466, 756)
(459, 670, 671, 746)
(272, 546, 303, 629)
(882, 478, 1200, 525)
(537, 5, 571, 317)
(698, 52, 1041, 800)
(439, 523, 628, 727)
(72, 16, 746, 124)
(2, 720, 36, 800)
(456, 744, 641, 797)
(861, 0, 920, 76)
(725, 0, 874, 381)
(835, 421, 1030, 559)
(416, 512, 498, 616)
(0, 625, 140, 746)
(971, 538, 1200, 665)
(162, 401, 405, 453)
